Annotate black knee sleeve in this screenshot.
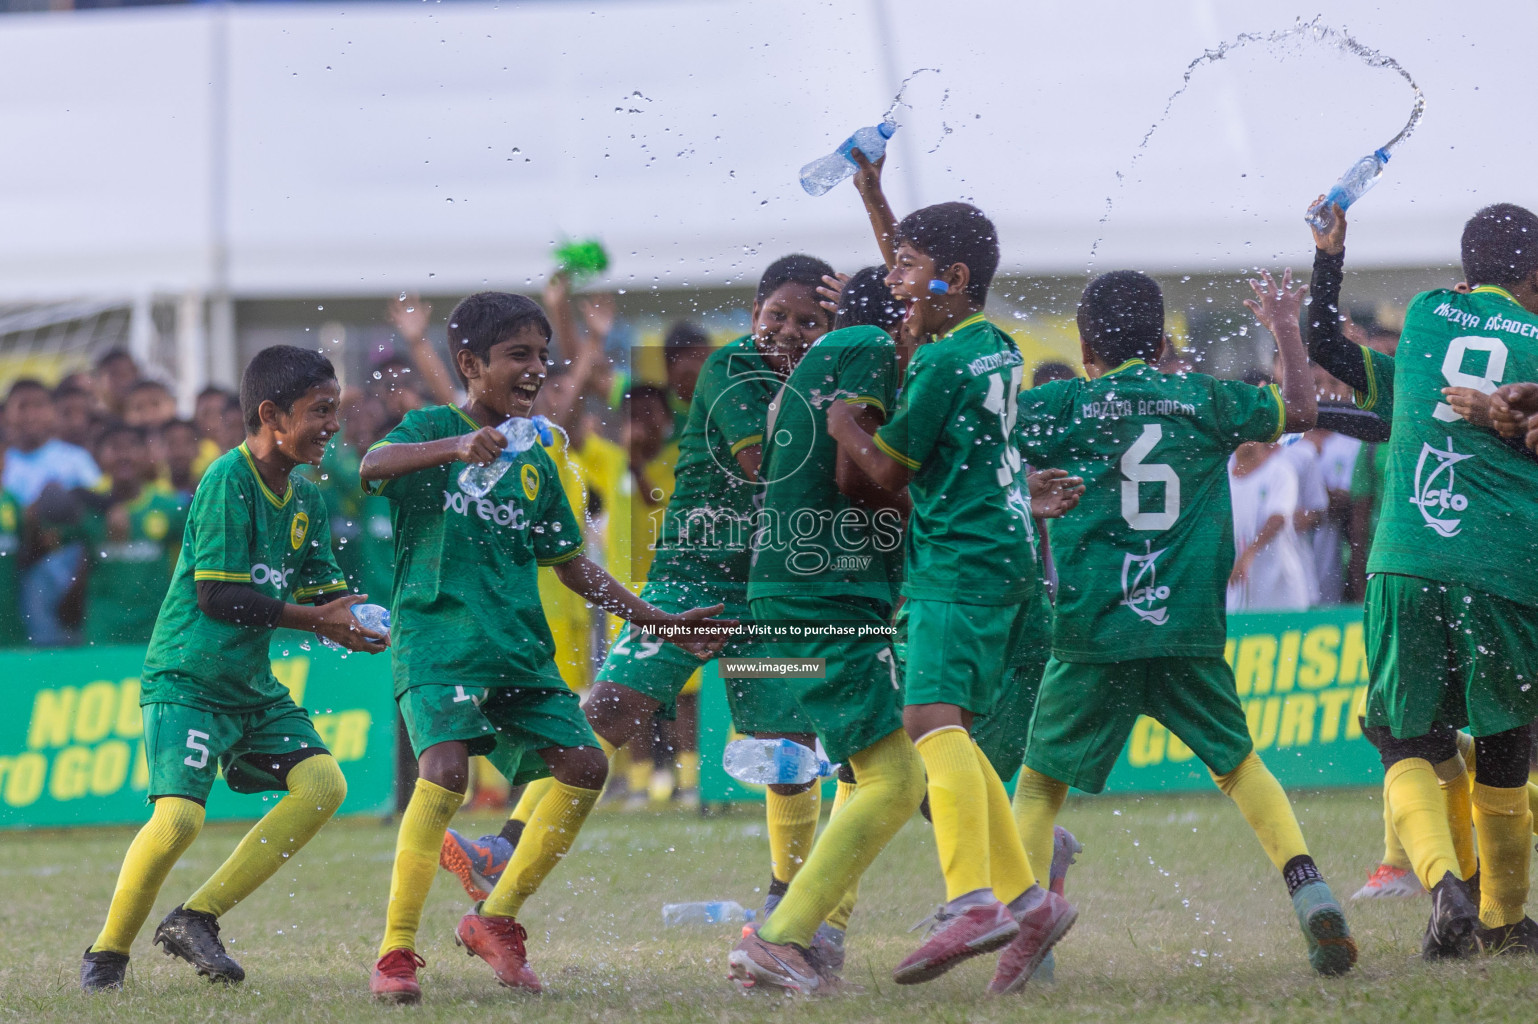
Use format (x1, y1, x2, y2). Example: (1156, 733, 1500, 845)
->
(1473, 724, 1534, 789)
(837, 763, 856, 785)
(1363, 722, 1458, 772)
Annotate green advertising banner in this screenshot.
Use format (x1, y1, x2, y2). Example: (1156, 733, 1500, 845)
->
(0, 630, 396, 830)
(700, 605, 1379, 801)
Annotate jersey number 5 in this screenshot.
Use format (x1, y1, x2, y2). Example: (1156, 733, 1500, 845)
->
(1121, 425, 1180, 530)
(1434, 336, 1508, 423)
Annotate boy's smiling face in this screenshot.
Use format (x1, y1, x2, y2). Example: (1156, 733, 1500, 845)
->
(885, 240, 956, 336)
(269, 380, 341, 467)
(462, 324, 550, 419)
(752, 282, 831, 377)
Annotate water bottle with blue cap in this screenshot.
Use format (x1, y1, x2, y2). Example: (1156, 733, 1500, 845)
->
(799, 119, 898, 197)
(320, 603, 390, 650)
(723, 737, 838, 786)
(1305, 149, 1389, 232)
(458, 415, 555, 499)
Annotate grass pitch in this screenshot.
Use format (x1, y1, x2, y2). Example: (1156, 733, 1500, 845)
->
(4, 788, 1536, 1023)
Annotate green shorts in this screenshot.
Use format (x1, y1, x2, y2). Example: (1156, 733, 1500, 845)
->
(1024, 656, 1252, 794)
(143, 696, 327, 802)
(746, 594, 902, 764)
(597, 581, 810, 734)
(902, 598, 1030, 715)
(972, 658, 1048, 780)
(1364, 573, 1538, 739)
(398, 684, 598, 788)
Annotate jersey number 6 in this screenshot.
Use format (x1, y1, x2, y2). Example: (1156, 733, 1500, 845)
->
(1121, 425, 1180, 531)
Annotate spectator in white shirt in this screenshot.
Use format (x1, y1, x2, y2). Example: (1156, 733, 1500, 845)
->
(1228, 440, 1312, 613)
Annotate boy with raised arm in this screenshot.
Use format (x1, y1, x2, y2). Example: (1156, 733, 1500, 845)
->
(81, 346, 386, 992)
(361, 292, 729, 1003)
(1007, 269, 1357, 977)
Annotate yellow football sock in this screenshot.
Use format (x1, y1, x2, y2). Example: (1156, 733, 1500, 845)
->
(677, 750, 700, 790)
(1432, 755, 1478, 882)
(627, 758, 651, 795)
(1211, 753, 1308, 871)
(975, 739, 1035, 904)
(759, 730, 924, 947)
(482, 780, 600, 919)
(379, 778, 462, 956)
(766, 786, 821, 885)
(1383, 758, 1460, 891)
(91, 797, 205, 954)
(185, 755, 346, 918)
(1013, 766, 1068, 891)
(1380, 778, 1412, 870)
(1471, 782, 1531, 929)
(510, 777, 554, 826)
(824, 778, 860, 932)
(915, 726, 992, 902)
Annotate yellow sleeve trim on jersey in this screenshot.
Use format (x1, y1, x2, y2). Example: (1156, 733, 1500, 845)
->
(293, 580, 349, 601)
(194, 569, 251, 583)
(537, 544, 586, 567)
(1353, 345, 1379, 413)
(873, 432, 921, 470)
(842, 395, 887, 415)
(729, 434, 764, 457)
(365, 439, 393, 453)
(1263, 383, 1286, 443)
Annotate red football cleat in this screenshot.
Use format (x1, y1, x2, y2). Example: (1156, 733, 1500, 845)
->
(892, 900, 1019, 985)
(989, 890, 1078, 995)
(370, 948, 426, 1004)
(455, 909, 543, 993)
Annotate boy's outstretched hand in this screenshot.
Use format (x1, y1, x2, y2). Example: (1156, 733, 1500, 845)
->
(850, 148, 884, 198)
(456, 426, 507, 466)
(1490, 382, 1538, 451)
(1308, 196, 1347, 254)
(655, 604, 738, 659)
(1243, 268, 1308, 337)
(387, 293, 432, 343)
(1027, 468, 1085, 518)
(310, 594, 390, 654)
(817, 273, 851, 316)
(1442, 387, 1494, 428)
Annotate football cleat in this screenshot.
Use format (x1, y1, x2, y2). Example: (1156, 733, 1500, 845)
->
(893, 900, 1018, 985)
(1291, 880, 1357, 976)
(370, 948, 426, 1004)
(455, 907, 542, 992)
(1049, 826, 1082, 897)
(80, 949, 129, 993)
(1350, 863, 1423, 900)
(152, 905, 244, 984)
(440, 828, 514, 902)
(989, 890, 1077, 995)
(811, 923, 846, 976)
(1422, 871, 1480, 960)
(728, 929, 822, 996)
(1477, 916, 1538, 956)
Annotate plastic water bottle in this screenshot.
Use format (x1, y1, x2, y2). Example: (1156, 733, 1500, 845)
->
(799, 119, 897, 197)
(661, 901, 756, 927)
(722, 737, 838, 786)
(1306, 149, 1390, 232)
(320, 603, 390, 650)
(457, 415, 555, 498)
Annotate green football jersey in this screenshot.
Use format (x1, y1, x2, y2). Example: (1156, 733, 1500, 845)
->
(370, 405, 584, 694)
(0, 490, 23, 646)
(309, 440, 395, 603)
(873, 314, 1038, 605)
(142, 445, 348, 711)
(81, 484, 188, 645)
(1016, 360, 1284, 662)
(1366, 286, 1538, 607)
(749, 325, 902, 602)
(649, 335, 778, 592)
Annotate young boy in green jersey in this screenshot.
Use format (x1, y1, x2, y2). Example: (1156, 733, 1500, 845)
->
(439, 259, 833, 929)
(1310, 203, 1538, 956)
(826, 201, 1074, 993)
(81, 346, 388, 993)
(1003, 268, 1356, 976)
(75, 422, 189, 645)
(360, 291, 730, 1003)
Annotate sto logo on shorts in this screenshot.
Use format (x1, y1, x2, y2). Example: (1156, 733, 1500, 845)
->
(290, 511, 310, 550)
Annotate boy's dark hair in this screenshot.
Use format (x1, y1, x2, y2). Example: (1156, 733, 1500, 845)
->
(54, 380, 92, 401)
(1077, 271, 1165, 366)
(895, 202, 1000, 304)
(6, 378, 49, 403)
(240, 346, 337, 432)
(755, 255, 836, 306)
(1241, 369, 1274, 389)
(834, 265, 904, 332)
(446, 292, 552, 387)
(662, 321, 710, 362)
(197, 384, 235, 403)
(128, 378, 171, 397)
(1461, 203, 1538, 288)
(1032, 361, 1076, 387)
(95, 420, 146, 450)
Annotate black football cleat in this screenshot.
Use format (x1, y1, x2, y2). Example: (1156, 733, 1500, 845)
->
(80, 949, 129, 992)
(1422, 872, 1479, 960)
(1477, 916, 1538, 956)
(152, 905, 245, 983)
